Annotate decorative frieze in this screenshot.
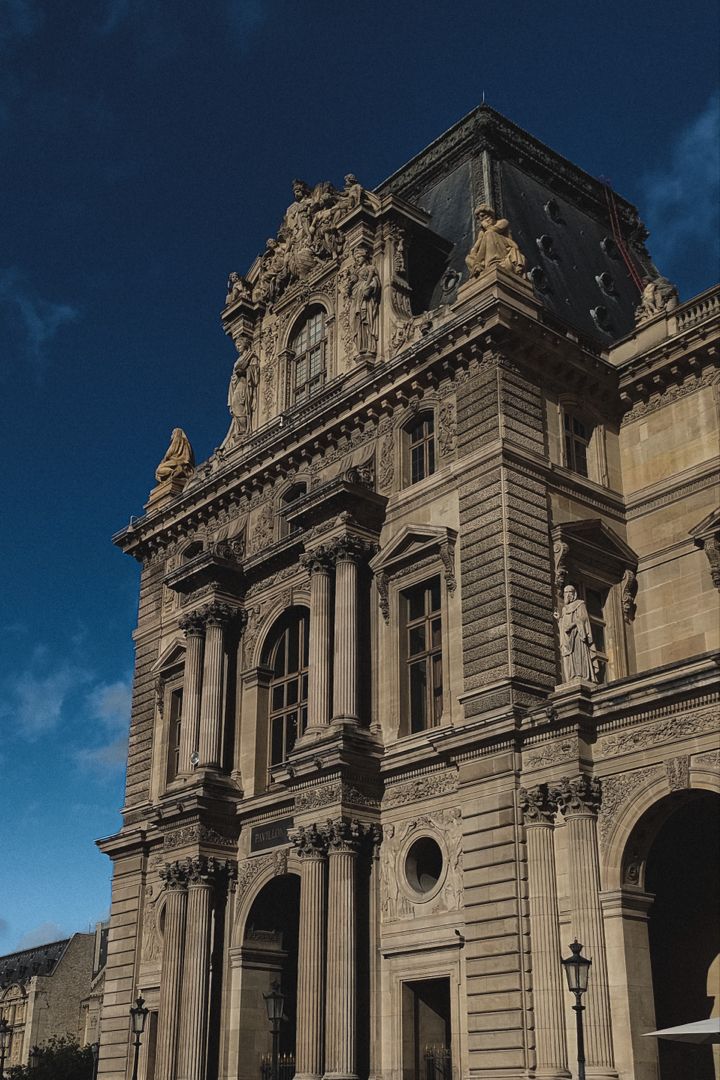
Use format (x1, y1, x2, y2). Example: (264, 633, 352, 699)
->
(163, 823, 237, 852)
(599, 705, 719, 757)
(380, 809, 462, 922)
(694, 749, 720, 770)
(523, 738, 576, 769)
(383, 770, 458, 807)
(294, 781, 380, 812)
(665, 755, 690, 791)
(597, 766, 663, 847)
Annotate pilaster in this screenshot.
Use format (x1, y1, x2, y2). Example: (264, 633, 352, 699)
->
(291, 825, 329, 1080)
(300, 549, 334, 736)
(178, 613, 205, 775)
(198, 602, 235, 769)
(155, 861, 189, 1080)
(323, 820, 364, 1080)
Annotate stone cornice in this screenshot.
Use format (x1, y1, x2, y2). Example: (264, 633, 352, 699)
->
(625, 457, 720, 519)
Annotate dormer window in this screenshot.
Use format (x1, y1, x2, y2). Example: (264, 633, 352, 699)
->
(290, 307, 326, 404)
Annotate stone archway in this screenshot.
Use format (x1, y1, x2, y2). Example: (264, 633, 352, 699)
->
(231, 873, 300, 1080)
(604, 788, 720, 1080)
(645, 791, 720, 1080)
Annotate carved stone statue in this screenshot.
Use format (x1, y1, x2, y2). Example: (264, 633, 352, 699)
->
(553, 585, 598, 683)
(634, 275, 679, 324)
(225, 272, 251, 305)
(155, 428, 194, 484)
(465, 203, 526, 277)
(346, 247, 381, 356)
(227, 335, 260, 439)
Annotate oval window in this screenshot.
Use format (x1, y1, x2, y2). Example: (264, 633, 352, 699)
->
(405, 836, 444, 895)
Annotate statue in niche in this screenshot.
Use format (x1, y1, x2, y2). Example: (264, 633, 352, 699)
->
(225, 272, 251, 305)
(465, 203, 526, 277)
(155, 428, 194, 483)
(634, 274, 679, 324)
(553, 585, 599, 683)
(346, 246, 381, 356)
(227, 334, 260, 439)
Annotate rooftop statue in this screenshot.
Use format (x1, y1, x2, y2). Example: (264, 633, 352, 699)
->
(225, 272, 251, 305)
(251, 176, 376, 306)
(634, 274, 679, 324)
(227, 333, 260, 440)
(465, 203, 526, 277)
(553, 585, 599, 683)
(155, 428, 195, 484)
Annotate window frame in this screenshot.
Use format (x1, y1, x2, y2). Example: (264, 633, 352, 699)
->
(401, 576, 444, 734)
(165, 684, 184, 783)
(404, 411, 437, 486)
(289, 307, 327, 406)
(266, 610, 310, 776)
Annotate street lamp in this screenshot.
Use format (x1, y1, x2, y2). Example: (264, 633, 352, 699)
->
(129, 996, 149, 1080)
(263, 980, 285, 1080)
(90, 1041, 100, 1080)
(28, 1046, 39, 1069)
(0, 1018, 9, 1080)
(562, 940, 592, 1080)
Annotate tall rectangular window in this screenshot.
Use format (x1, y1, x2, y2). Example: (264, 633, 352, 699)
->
(563, 412, 590, 477)
(166, 687, 183, 781)
(408, 414, 436, 485)
(403, 578, 443, 733)
(581, 583, 608, 683)
(292, 309, 326, 403)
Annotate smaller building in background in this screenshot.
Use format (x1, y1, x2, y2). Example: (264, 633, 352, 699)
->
(0, 923, 108, 1068)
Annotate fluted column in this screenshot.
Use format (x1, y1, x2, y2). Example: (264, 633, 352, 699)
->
(324, 820, 363, 1080)
(198, 603, 233, 768)
(367, 825, 382, 1080)
(178, 613, 205, 774)
(330, 538, 373, 725)
(301, 550, 334, 734)
(177, 858, 226, 1080)
(519, 785, 570, 1079)
(155, 862, 188, 1080)
(552, 776, 618, 1080)
(291, 825, 328, 1080)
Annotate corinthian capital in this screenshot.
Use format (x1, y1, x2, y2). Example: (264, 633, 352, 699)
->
(178, 611, 206, 637)
(323, 817, 365, 852)
(160, 860, 189, 890)
(199, 601, 236, 628)
(326, 536, 377, 566)
(299, 547, 335, 576)
(289, 823, 327, 859)
(551, 775, 601, 817)
(518, 784, 557, 825)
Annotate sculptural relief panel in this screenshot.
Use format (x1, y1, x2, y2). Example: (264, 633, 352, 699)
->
(380, 808, 463, 923)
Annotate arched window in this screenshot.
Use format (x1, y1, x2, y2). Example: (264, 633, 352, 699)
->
(406, 412, 436, 485)
(265, 609, 309, 769)
(290, 307, 326, 404)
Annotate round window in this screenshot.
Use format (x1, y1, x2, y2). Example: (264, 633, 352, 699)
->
(405, 836, 444, 895)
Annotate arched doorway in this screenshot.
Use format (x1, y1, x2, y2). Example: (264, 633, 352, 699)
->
(237, 874, 299, 1079)
(645, 791, 720, 1080)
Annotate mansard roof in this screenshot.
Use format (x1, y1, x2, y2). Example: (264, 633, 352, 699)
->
(0, 938, 70, 988)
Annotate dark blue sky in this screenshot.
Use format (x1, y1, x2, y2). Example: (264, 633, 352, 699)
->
(1, 0, 718, 951)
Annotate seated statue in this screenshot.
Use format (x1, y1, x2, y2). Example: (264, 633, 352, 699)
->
(635, 275, 679, 324)
(465, 204, 526, 277)
(155, 428, 195, 484)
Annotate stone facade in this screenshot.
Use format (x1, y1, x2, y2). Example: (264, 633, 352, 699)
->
(97, 105, 720, 1080)
(0, 927, 105, 1067)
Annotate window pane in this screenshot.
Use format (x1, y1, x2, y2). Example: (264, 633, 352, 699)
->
(287, 621, 299, 674)
(271, 716, 284, 766)
(575, 441, 588, 477)
(301, 672, 308, 698)
(409, 625, 425, 656)
(430, 578, 441, 612)
(427, 438, 435, 476)
(411, 445, 424, 484)
(573, 416, 587, 439)
(431, 616, 442, 649)
(408, 586, 425, 622)
(286, 712, 298, 755)
(409, 661, 427, 733)
(585, 588, 604, 618)
(272, 684, 285, 711)
(591, 622, 606, 654)
(287, 679, 298, 706)
(272, 633, 286, 676)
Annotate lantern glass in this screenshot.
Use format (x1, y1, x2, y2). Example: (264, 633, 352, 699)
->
(562, 939, 591, 994)
(0, 1019, 10, 1051)
(263, 981, 285, 1025)
(130, 996, 148, 1035)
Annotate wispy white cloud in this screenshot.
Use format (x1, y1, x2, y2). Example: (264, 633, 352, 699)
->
(642, 95, 720, 278)
(75, 677, 133, 774)
(0, 663, 91, 739)
(15, 921, 67, 951)
(0, 267, 79, 366)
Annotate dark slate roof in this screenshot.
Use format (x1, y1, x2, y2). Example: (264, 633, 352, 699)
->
(0, 939, 70, 988)
(376, 104, 658, 344)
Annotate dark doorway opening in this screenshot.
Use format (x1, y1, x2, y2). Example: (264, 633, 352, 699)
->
(646, 791, 720, 1080)
(402, 977, 451, 1080)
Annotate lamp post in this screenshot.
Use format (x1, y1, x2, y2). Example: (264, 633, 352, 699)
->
(28, 1046, 39, 1069)
(562, 939, 592, 1080)
(90, 1041, 100, 1080)
(0, 1018, 9, 1080)
(263, 980, 285, 1080)
(129, 995, 149, 1080)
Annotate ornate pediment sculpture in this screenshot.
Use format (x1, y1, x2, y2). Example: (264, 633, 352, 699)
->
(250, 176, 378, 307)
(155, 428, 194, 484)
(634, 274, 679, 325)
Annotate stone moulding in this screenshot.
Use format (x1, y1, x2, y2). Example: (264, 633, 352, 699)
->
(597, 766, 664, 847)
(523, 738, 576, 769)
(162, 823, 237, 852)
(294, 780, 380, 811)
(598, 705, 719, 758)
